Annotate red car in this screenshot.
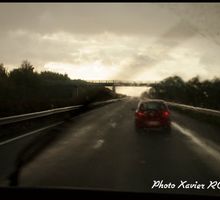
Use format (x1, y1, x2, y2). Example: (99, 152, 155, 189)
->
(135, 99, 171, 133)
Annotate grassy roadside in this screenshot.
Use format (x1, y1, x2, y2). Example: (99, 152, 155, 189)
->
(0, 61, 126, 117)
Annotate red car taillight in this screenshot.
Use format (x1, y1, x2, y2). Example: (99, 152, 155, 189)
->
(135, 111, 145, 118)
(162, 111, 170, 118)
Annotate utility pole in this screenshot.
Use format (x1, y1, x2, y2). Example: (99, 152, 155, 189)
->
(112, 80, 116, 93)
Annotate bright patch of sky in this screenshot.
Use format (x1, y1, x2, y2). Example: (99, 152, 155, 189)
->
(1, 3, 220, 96)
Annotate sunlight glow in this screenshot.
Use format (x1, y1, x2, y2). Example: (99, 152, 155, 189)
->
(116, 87, 149, 97)
(44, 61, 119, 80)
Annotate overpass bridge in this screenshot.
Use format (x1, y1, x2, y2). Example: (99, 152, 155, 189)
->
(84, 80, 156, 93)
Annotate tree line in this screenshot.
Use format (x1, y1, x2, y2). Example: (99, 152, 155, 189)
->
(142, 75, 220, 110)
(0, 60, 121, 117)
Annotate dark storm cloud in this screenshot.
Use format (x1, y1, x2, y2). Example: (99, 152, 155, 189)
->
(0, 3, 178, 36)
(162, 3, 220, 46)
(112, 20, 197, 80)
(0, 3, 220, 81)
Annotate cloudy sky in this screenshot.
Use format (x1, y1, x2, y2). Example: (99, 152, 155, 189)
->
(0, 3, 220, 95)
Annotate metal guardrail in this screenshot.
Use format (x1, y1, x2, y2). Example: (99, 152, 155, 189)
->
(90, 98, 124, 106)
(0, 98, 124, 126)
(0, 105, 83, 126)
(167, 102, 220, 117)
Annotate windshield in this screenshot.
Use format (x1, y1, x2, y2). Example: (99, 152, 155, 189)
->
(0, 3, 220, 197)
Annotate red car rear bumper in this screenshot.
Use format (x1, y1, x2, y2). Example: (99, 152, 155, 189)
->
(135, 119, 171, 129)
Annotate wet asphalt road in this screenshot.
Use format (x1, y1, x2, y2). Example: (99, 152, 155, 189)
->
(0, 97, 220, 196)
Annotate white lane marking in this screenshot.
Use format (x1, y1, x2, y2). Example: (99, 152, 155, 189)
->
(172, 122, 220, 163)
(0, 121, 64, 147)
(110, 121, 117, 128)
(93, 139, 104, 149)
(73, 125, 95, 137)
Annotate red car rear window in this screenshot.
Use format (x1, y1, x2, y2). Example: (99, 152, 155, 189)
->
(140, 102, 166, 111)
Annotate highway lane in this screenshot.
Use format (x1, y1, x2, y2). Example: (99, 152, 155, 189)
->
(0, 98, 220, 196)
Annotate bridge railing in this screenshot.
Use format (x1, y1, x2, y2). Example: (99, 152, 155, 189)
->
(85, 80, 153, 85)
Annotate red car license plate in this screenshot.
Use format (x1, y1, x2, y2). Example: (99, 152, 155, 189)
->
(147, 121, 160, 126)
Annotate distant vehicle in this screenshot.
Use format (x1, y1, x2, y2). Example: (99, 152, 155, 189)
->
(135, 99, 171, 133)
